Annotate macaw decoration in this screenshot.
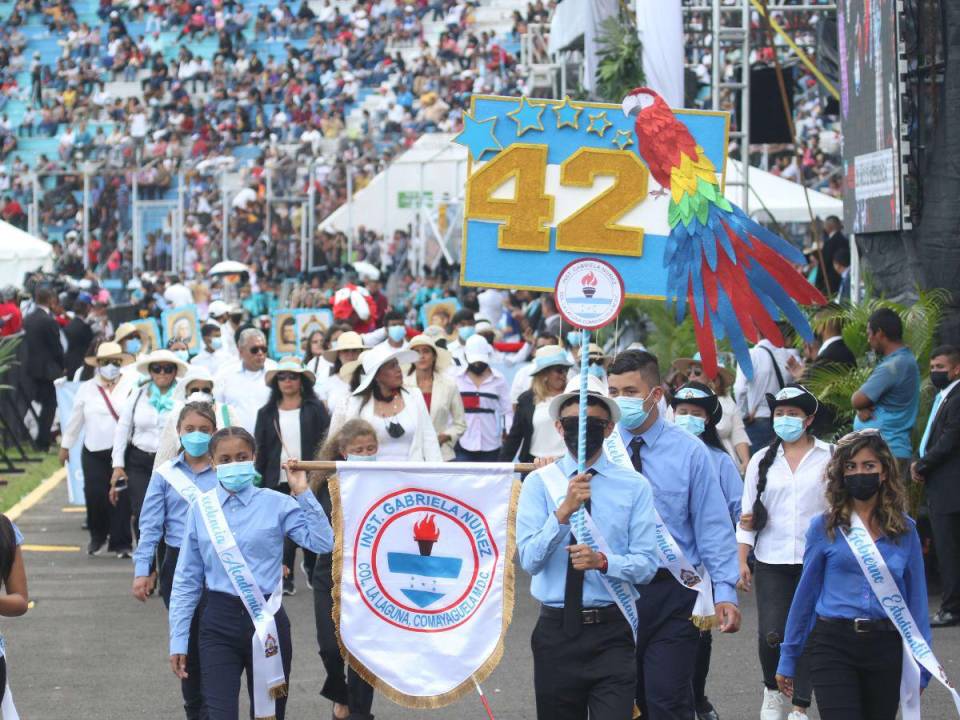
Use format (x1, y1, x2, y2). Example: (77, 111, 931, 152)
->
(621, 87, 826, 379)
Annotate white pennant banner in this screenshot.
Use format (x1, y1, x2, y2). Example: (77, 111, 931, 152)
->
(331, 461, 519, 708)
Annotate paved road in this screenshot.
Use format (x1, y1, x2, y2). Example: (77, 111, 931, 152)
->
(6, 479, 960, 719)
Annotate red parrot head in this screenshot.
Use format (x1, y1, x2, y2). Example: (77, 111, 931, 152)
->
(620, 87, 664, 119)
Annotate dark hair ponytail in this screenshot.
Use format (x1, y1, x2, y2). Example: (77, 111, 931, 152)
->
(751, 437, 782, 533)
(0, 515, 17, 583)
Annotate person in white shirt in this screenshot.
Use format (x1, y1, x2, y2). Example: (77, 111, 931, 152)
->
(454, 335, 512, 461)
(190, 323, 230, 374)
(444, 310, 476, 369)
(59, 342, 136, 556)
(315, 330, 364, 413)
(110, 349, 189, 549)
(213, 328, 277, 434)
(162, 275, 194, 307)
(734, 337, 798, 454)
(206, 300, 237, 357)
(329, 344, 441, 462)
(737, 385, 831, 720)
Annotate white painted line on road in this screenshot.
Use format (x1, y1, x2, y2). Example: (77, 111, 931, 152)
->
(6, 468, 66, 522)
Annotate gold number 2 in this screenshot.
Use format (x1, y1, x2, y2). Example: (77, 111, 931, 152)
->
(466, 145, 649, 257)
(556, 148, 648, 257)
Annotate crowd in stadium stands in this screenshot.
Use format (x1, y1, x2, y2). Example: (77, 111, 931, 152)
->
(684, 0, 842, 198)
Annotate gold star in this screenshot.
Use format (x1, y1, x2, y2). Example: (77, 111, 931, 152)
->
(611, 129, 634, 150)
(552, 96, 581, 130)
(586, 111, 612, 137)
(506, 97, 546, 136)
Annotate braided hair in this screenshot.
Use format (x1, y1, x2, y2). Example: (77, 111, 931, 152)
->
(750, 437, 782, 533)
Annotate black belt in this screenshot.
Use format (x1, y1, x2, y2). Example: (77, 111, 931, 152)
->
(540, 604, 620, 625)
(817, 616, 897, 633)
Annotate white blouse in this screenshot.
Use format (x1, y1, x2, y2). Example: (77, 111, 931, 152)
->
(61, 377, 131, 453)
(112, 384, 175, 467)
(736, 438, 833, 565)
(330, 387, 442, 462)
(529, 400, 566, 458)
(278, 407, 302, 484)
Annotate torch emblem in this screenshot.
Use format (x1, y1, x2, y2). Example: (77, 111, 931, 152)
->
(580, 271, 598, 298)
(414, 514, 440, 556)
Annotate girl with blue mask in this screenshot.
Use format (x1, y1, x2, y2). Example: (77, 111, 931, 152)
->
(738, 384, 830, 720)
(169, 425, 332, 720)
(311, 419, 379, 720)
(132, 401, 219, 715)
(670, 381, 744, 719)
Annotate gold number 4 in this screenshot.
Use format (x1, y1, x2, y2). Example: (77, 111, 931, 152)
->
(466, 145, 650, 257)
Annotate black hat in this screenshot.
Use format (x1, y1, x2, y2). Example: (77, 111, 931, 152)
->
(670, 381, 722, 425)
(766, 383, 819, 416)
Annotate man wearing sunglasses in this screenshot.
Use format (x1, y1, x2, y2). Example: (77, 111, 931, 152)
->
(214, 328, 276, 433)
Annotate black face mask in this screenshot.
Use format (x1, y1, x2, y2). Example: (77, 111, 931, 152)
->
(844, 473, 881, 501)
(930, 370, 952, 390)
(467, 362, 488, 375)
(560, 416, 608, 460)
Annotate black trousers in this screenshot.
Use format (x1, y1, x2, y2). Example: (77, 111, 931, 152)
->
(453, 444, 501, 462)
(533, 609, 635, 719)
(754, 562, 811, 707)
(312, 554, 374, 717)
(199, 591, 292, 720)
(806, 618, 902, 720)
(82, 447, 132, 551)
(930, 511, 960, 614)
(160, 547, 208, 720)
(635, 574, 700, 720)
(125, 445, 156, 542)
(692, 630, 712, 709)
(34, 379, 57, 449)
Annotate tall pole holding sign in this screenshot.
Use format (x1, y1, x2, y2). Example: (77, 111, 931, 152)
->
(577, 328, 589, 474)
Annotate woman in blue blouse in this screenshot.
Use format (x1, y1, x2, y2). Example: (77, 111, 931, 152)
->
(169, 426, 334, 720)
(776, 430, 931, 720)
(132, 400, 219, 719)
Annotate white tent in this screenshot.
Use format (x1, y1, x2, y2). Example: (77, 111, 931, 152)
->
(726, 159, 843, 223)
(0, 220, 54, 288)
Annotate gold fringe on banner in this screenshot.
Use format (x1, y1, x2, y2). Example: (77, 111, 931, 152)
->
(691, 614, 717, 631)
(268, 683, 288, 700)
(329, 470, 522, 709)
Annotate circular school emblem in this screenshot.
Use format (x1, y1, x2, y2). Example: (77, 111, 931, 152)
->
(353, 488, 499, 633)
(554, 257, 625, 330)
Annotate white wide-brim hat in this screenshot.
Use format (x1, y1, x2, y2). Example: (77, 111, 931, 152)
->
(352, 344, 418, 395)
(135, 349, 189, 378)
(548, 374, 621, 423)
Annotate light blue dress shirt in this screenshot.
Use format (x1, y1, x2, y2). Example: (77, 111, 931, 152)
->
(706, 445, 744, 525)
(855, 346, 920, 459)
(133, 453, 219, 577)
(516, 452, 659, 608)
(168, 483, 333, 655)
(778, 513, 931, 686)
(618, 415, 740, 605)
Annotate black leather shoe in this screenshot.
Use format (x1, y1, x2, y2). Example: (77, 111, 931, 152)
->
(697, 709, 720, 720)
(931, 610, 960, 627)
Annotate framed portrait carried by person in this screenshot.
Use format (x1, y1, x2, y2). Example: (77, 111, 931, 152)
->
(130, 318, 162, 354)
(271, 309, 298, 357)
(161, 305, 201, 352)
(294, 309, 334, 353)
(420, 297, 460, 331)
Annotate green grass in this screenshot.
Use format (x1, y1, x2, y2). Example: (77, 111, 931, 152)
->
(0, 451, 61, 513)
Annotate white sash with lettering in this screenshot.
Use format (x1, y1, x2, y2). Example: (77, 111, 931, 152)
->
(197, 489, 286, 720)
(843, 513, 960, 719)
(156, 460, 200, 504)
(540, 463, 641, 640)
(604, 431, 716, 627)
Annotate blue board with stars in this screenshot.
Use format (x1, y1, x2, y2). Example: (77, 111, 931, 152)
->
(455, 95, 730, 299)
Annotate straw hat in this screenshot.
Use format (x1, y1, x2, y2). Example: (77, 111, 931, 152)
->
(134, 349, 189, 378)
(114, 322, 141, 343)
(265, 356, 317, 385)
(322, 330, 365, 362)
(672, 352, 734, 387)
(352, 344, 418, 395)
(548, 375, 621, 423)
(407, 334, 452, 372)
(531, 345, 572, 375)
(84, 341, 134, 367)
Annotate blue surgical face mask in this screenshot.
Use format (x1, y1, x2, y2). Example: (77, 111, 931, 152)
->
(217, 460, 259, 492)
(181, 431, 211, 456)
(174, 350, 190, 363)
(674, 414, 706, 437)
(588, 363, 605, 379)
(210, 337, 223, 350)
(346, 453, 377, 462)
(388, 325, 406, 343)
(566, 330, 581, 347)
(458, 326, 475, 342)
(616, 391, 653, 430)
(773, 415, 806, 442)
(124, 338, 142, 355)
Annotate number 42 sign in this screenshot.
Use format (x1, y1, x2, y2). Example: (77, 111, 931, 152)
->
(455, 95, 729, 299)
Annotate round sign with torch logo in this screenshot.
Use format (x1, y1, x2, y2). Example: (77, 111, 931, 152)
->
(353, 488, 498, 633)
(554, 257, 626, 330)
